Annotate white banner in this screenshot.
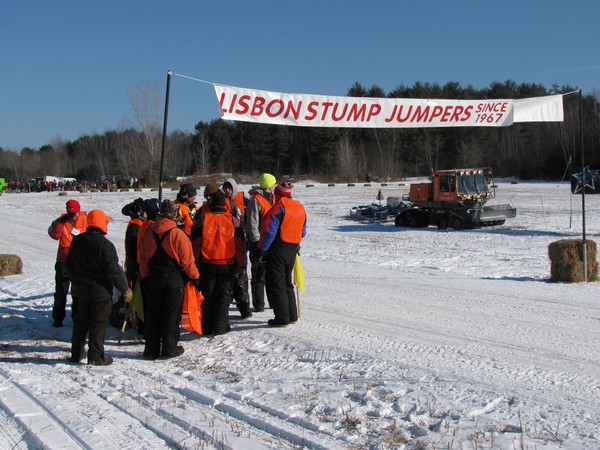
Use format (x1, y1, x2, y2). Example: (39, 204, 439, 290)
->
(214, 85, 563, 128)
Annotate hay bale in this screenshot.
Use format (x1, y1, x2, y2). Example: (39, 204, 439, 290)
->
(548, 239, 598, 282)
(58, 192, 67, 197)
(0, 254, 23, 276)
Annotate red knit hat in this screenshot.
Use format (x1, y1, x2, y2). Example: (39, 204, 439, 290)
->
(66, 199, 81, 213)
(275, 181, 293, 198)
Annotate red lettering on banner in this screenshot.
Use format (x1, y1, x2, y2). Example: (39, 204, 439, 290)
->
(476, 102, 508, 113)
(218, 92, 227, 112)
(305, 101, 319, 120)
(235, 95, 250, 114)
(463, 105, 473, 120)
(430, 105, 444, 121)
(413, 105, 430, 122)
(441, 106, 454, 122)
(385, 104, 473, 124)
(332, 103, 348, 121)
(367, 104, 381, 121)
(449, 106, 463, 122)
(320, 102, 334, 120)
(251, 97, 265, 116)
(348, 103, 367, 121)
(286, 101, 301, 120)
(266, 99, 284, 118)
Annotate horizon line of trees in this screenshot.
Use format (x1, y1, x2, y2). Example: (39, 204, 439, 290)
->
(1, 80, 598, 184)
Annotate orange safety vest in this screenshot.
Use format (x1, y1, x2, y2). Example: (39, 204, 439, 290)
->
(278, 197, 305, 244)
(201, 213, 236, 260)
(176, 200, 198, 236)
(233, 191, 246, 219)
(136, 219, 153, 265)
(250, 192, 274, 218)
(59, 212, 88, 249)
(125, 218, 144, 248)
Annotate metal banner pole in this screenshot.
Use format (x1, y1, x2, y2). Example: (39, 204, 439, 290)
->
(158, 70, 172, 202)
(579, 89, 587, 282)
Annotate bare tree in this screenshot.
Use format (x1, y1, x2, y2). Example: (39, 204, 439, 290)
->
(193, 124, 211, 175)
(336, 131, 356, 182)
(128, 80, 162, 182)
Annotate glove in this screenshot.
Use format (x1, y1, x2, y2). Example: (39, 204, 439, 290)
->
(60, 212, 75, 223)
(236, 267, 246, 279)
(192, 278, 202, 292)
(257, 250, 266, 264)
(123, 288, 133, 303)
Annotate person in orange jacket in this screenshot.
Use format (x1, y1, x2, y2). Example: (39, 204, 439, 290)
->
(110, 198, 147, 331)
(175, 183, 199, 236)
(258, 181, 306, 327)
(222, 178, 252, 319)
(191, 190, 247, 335)
(48, 199, 87, 327)
(138, 200, 200, 359)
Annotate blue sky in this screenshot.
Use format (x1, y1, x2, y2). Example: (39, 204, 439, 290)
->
(2, 0, 599, 151)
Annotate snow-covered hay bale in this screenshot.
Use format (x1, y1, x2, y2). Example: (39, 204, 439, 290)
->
(0, 254, 23, 276)
(548, 239, 598, 282)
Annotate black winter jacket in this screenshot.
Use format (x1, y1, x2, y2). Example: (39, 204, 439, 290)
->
(67, 227, 129, 299)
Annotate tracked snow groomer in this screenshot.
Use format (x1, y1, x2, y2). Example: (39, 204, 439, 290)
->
(349, 167, 516, 229)
(395, 167, 516, 229)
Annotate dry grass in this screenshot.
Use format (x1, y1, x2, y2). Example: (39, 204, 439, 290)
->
(548, 239, 598, 282)
(0, 254, 23, 276)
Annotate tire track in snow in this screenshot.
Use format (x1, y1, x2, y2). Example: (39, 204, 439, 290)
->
(103, 363, 349, 450)
(0, 366, 89, 449)
(0, 364, 172, 449)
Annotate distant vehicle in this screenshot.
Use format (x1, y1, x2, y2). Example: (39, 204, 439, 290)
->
(102, 175, 130, 189)
(350, 167, 516, 229)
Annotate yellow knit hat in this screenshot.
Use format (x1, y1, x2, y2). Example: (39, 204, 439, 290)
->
(259, 173, 276, 190)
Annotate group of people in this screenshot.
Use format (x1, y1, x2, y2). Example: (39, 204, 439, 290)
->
(48, 174, 306, 366)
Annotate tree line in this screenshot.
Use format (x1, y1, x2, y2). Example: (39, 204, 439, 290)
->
(1, 80, 598, 184)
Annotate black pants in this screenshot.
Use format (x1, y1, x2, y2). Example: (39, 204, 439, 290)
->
(53, 261, 78, 324)
(200, 270, 234, 335)
(265, 243, 299, 325)
(71, 296, 112, 362)
(249, 246, 268, 310)
(232, 267, 251, 315)
(144, 273, 184, 358)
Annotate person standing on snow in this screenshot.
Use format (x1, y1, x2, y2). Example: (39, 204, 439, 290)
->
(111, 197, 146, 331)
(175, 183, 199, 237)
(258, 181, 306, 327)
(67, 210, 132, 365)
(48, 199, 87, 327)
(246, 173, 276, 312)
(222, 178, 252, 319)
(138, 200, 200, 359)
(191, 190, 247, 335)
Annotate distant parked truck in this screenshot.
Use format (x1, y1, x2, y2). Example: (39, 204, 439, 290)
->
(349, 167, 516, 229)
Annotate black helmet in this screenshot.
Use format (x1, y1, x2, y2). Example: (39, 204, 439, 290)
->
(121, 197, 145, 219)
(178, 183, 197, 198)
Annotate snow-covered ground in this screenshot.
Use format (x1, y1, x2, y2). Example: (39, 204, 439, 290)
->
(0, 180, 599, 449)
